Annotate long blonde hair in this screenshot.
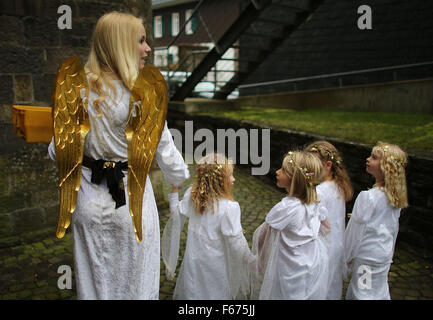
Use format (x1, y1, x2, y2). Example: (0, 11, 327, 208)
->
(372, 142, 408, 208)
(305, 140, 353, 202)
(85, 11, 143, 114)
(190, 153, 234, 214)
(282, 151, 322, 205)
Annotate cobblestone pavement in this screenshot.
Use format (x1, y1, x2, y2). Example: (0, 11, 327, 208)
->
(1, 164, 433, 300)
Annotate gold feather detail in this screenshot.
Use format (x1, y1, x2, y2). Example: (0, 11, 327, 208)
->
(126, 65, 168, 242)
(52, 56, 89, 239)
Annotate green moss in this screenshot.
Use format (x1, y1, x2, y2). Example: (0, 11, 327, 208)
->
(17, 290, 32, 299)
(2, 292, 18, 300)
(0, 192, 30, 213)
(197, 107, 433, 152)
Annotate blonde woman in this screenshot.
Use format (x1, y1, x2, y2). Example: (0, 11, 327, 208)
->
(344, 142, 408, 300)
(251, 151, 329, 300)
(305, 141, 353, 300)
(48, 12, 189, 299)
(162, 153, 253, 300)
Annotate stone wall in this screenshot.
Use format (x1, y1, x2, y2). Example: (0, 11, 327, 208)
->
(234, 78, 433, 114)
(0, 0, 152, 111)
(166, 104, 433, 252)
(175, 78, 433, 114)
(239, 0, 433, 96)
(0, 0, 155, 248)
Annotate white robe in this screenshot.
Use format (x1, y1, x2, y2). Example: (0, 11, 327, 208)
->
(48, 80, 189, 299)
(316, 181, 346, 300)
(162, 187, 253, 300)
(344, 187, 401, 300)
(251, 197, 329, 300)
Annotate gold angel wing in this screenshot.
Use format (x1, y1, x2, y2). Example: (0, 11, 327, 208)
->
(52, 56, 89, 238)
(126, 65, 168, 242)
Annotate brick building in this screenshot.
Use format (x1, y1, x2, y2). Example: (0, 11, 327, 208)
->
(151, 0, 240, 70)
(0, 0, 152, 112)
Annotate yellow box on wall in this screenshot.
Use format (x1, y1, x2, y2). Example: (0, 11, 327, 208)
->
(12, 105, 53, 143)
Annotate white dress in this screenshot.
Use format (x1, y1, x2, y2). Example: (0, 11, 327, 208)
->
(48, 80, 189, 299)
(344, 187, 401, 300)
(162, 187, 253, 300)
(316, 181, 346, 300)
(251, 197, 329, 300)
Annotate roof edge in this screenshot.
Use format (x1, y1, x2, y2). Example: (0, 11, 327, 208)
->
(152, 0, 199, 10)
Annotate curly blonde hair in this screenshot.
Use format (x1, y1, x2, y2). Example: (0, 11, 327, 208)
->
(190, 153, 234, 214)
(305, 140, 353, 202)
(372, 142, 408, 208)
(282, 151, 323, 205)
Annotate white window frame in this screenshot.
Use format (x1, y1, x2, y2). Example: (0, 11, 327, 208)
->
(154, 15, 163, 38)
(171, 12, 179, 36)
(168, 45, 179, 65)
(185, 9, 194, 35)
(154, 48, 167, 67)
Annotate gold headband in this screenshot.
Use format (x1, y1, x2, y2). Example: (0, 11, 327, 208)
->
(203, 164, 223, 177)
(377, 145, 405, 167)
(285, 151, 315, 186)
(310, 145, 341, 166)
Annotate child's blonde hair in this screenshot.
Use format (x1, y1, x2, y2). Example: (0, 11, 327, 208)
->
(372, 142, 408, 208)
(190, 153, 234, 214)
(282, 151, 322, 205)
(305, 140, 353, 202)
(85, 11, 144, 114)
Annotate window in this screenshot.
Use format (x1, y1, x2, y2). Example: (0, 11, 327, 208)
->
(168, 46, 179, 65)
(185, 9, 197, 35)
(154, 48, 167, 67)
(153, 15, 163, 38)
(171, 12, 179, 37)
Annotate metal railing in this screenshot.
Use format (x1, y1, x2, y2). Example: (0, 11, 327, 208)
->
(153, 0, 239, 99)
(237, 61, 433, 94)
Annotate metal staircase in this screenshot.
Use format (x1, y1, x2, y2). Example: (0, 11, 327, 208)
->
(169, 0, 324, 101)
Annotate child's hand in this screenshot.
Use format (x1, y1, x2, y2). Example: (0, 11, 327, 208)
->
(319, 218, 331, 236)
(171, 185, 179, 193)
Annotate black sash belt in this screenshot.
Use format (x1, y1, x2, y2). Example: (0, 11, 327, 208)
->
(82, 156, 128, 209)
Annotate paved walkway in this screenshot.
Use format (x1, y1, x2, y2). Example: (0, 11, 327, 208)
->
(1, 164, 433, 300)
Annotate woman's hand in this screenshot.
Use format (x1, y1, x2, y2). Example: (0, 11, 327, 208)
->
(171, 185, 179, 193)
